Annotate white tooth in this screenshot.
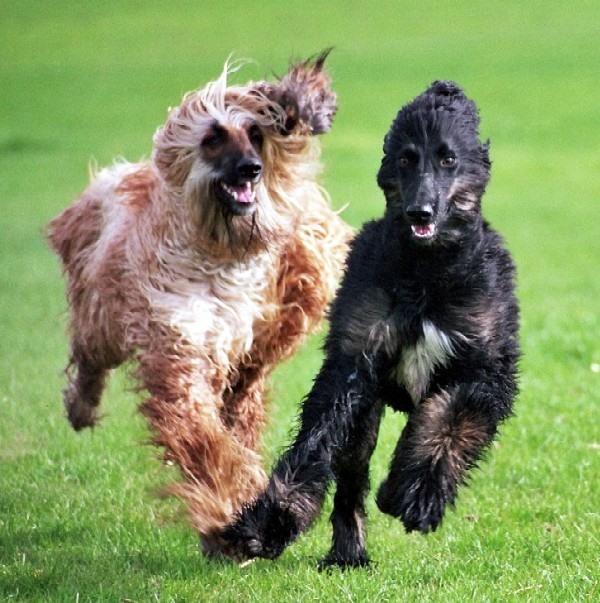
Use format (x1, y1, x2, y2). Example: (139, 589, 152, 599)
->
(221, 183, 237, 198)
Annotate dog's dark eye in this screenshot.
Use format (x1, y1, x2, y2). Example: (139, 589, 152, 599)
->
(248, 124, 264, 149)
(201, 126, 227, 150)
(398, 149, 418, 168)
(399, 155, 416, 168)
(440, 156, 457, 168)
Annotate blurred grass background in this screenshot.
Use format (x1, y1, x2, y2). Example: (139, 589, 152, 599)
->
(1, 1, 598, 601)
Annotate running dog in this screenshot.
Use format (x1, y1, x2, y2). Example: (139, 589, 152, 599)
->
(47, 52, 351, 555)
(221, 80, 520, 567)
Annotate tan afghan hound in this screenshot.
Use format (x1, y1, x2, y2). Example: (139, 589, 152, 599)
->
(47, 52, 351, 555)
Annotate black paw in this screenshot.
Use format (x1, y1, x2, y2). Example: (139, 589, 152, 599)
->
(318, 549, 370, 570)
(220, 495, 300, 561)
(376, 470, 453, 534)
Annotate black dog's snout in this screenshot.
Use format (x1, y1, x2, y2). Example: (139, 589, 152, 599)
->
(236, 157, 262, 182)
(406, 204, 434, 223)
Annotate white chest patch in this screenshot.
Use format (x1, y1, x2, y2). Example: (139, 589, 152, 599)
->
(150, 253, 275, 368)
(392, 320, 455, 404)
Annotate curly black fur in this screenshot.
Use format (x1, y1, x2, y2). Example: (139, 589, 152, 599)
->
(221, 81, 520, 567)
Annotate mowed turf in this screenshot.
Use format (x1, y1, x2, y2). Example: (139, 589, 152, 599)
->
(1, 1, 598, 601)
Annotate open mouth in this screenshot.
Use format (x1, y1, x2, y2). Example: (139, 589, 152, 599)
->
(411, 223, 436, 239)
(214, 181, 257, 215)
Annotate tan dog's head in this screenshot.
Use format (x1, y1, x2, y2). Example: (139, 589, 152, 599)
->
(152, 51, 336, 255)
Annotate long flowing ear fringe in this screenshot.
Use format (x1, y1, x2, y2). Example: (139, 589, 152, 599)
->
(256, 49, 337, 136)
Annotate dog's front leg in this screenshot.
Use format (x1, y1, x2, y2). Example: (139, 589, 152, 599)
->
(221, 356, 378, 562)
(64, 344, 112, 431)
(377, 379, 513, 533)
(221, 364, 268, 452)
(135, 347, 268, 540)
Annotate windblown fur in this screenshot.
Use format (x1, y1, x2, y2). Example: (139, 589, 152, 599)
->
(221, 81, 520, 567)
(47, 52, 351, 551)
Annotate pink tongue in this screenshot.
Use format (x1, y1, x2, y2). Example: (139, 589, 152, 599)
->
(414, 224, 432, 236)
(236, 183, 254, 204)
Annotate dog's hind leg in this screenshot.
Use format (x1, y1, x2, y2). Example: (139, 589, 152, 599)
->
(63, 344, 111, 431)
(320, 399, 384, 568)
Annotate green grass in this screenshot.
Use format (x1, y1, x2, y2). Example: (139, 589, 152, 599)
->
(1, 1, 599, 601)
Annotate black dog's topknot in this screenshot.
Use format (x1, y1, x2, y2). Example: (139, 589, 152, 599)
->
(425, 80, 465, 98)
(382, 80, 483, 157)
(408, 79, 475, 118)
(421, 80, 475, 118)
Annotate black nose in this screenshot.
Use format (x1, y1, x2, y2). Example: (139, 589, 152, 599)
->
(237, 158, 262, 181)
(406, 204, 434, 223)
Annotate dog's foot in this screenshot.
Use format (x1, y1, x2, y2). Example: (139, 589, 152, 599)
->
(318, 549, 370, 571)
(219, 495, 301, 561)
(64, 385, 99, 431)
(376, 470, 451, 534)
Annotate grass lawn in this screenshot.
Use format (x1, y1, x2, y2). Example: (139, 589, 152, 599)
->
(1, 1, 598, 601)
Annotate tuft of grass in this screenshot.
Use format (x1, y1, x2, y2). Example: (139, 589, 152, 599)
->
(1, 1, 598, 601)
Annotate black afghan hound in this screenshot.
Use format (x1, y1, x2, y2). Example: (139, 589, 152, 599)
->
(220, 80, 520, 567)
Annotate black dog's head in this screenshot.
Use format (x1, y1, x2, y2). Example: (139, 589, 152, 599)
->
(377, 81, 490, 247)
